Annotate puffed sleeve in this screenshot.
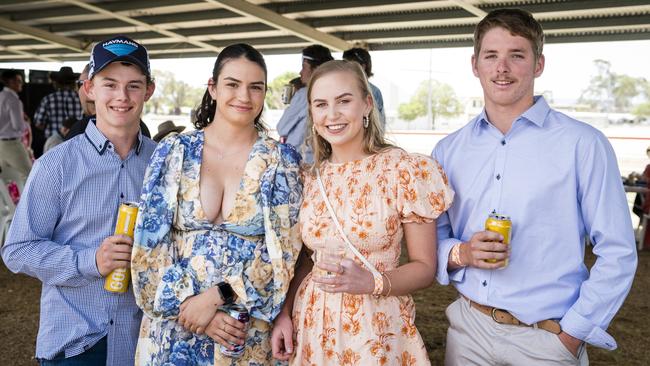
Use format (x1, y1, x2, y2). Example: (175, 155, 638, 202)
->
(396, 152, 454, 223)
(131, 134, 191, 319)
(228, 142, 303, 322)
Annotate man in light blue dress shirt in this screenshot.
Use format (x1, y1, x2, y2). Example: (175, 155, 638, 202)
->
(432, 9, 637, 365)
(2, 35, 156, 366)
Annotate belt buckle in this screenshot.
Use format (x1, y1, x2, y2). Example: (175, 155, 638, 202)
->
(491, 307, 504, 324)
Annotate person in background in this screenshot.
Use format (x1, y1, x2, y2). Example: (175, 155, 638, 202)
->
(433, 8, 637, 365)
(0, 70, 32, 178)
(281, 76, 305, 106)
(342, 47, 386, 129)
(64, 63, 96, 140)
(271, 60, 453, 365)
(628, 145, 650, 248)
(21, 113, 35, 163)
(43, 115, 76, 153)
(131, 43, 302, 365)
(151, 119, 185, 142)
(2, 35, 157, 366)
(33, 66, 83, 139)
(276, 45, 333, 164)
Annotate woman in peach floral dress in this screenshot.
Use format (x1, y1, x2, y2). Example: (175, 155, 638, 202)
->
(271, 60, 454, 365)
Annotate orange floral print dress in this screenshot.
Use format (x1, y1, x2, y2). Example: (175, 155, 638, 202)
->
(291, 148, 454, 366)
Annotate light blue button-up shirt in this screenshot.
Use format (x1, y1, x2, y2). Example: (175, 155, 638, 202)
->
(276, 87, 312, 163)
(432, 96, 637, 350)
(2, 120, 156, 364)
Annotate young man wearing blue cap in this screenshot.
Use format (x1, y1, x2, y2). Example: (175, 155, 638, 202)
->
(2, 35, 156, 366)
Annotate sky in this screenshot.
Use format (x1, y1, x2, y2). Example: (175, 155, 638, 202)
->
(1, 39, 648, 113)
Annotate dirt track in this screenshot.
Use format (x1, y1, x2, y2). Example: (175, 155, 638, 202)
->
(1, 249, 648, 365)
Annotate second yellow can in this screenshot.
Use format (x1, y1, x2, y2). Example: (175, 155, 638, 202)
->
(484, 212, 511, 266)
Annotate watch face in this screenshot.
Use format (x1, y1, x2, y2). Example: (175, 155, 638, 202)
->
(219, 282, 235, 303)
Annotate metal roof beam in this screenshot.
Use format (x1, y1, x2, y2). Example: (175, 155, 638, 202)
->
(448, 0, 487, 18)
(0, 16, 87, 53)
(0, 45, 58, 62)
(206, 0, 351, 51)
(61, 0, 222, 53)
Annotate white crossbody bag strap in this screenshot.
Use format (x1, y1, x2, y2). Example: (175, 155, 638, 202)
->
(316, 169, 381, 279)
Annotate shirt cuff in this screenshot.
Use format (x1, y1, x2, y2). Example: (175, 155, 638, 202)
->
(78, 247, 102, 278)
(436, 238, 466, 285)
(560, 308, 617, 350)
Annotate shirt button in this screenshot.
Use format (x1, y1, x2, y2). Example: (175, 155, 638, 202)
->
(496, 174, 501, 180)
(482, 280, 487, 287)
(501, 139, 506, 145)
(120, 193, 124, 199)
(110, 320, 114, 325)
(121, 163, 124, 168)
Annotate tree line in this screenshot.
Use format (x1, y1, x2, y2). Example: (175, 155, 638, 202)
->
(145, 60, 650, 126)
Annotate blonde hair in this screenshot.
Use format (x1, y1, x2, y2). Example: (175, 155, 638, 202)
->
(306, 60, 394, 173)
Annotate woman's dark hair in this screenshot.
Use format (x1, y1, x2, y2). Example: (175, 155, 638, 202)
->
(194, 43, 268, 131)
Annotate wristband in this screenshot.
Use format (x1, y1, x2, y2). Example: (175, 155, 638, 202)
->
(450, 243, 464, 267)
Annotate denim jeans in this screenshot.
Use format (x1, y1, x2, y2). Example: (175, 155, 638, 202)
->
(39, 337, 106, 366)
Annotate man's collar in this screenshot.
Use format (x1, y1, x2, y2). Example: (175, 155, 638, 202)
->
(84, 118, 144, 155)
(520, 96, 551, 127)
(474, 96, 551, 131)
(2, 87, 18, 97)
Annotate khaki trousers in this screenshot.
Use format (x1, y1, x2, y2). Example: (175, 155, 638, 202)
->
(0, 139, 32, 178)
(445, 297, 588, 366)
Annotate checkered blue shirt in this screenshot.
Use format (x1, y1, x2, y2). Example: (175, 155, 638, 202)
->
(1, 120, 156, 364)
(33, 89, 83, 138)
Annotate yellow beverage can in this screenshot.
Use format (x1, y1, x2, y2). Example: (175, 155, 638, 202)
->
(484, 213, 511, 266)
(104, 202, 138, 293)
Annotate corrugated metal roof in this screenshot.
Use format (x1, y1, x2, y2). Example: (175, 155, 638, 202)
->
(0, 0, 648, 61)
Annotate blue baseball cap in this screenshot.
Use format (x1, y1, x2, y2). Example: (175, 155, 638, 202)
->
(88, 35, 151, 79)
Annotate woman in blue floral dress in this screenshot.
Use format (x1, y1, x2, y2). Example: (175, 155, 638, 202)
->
(131, 44, 303, 365)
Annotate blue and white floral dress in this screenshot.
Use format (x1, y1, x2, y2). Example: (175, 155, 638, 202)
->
(132, 130, 302, 365)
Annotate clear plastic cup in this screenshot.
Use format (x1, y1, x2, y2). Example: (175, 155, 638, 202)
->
(312, 239, 346, 279)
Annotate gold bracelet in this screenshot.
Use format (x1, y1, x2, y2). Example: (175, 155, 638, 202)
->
(382, 272, 392, 297)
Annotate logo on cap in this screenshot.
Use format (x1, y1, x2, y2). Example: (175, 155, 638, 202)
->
(103, 40, 138, 57)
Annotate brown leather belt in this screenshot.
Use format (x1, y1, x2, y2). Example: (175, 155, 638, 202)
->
(462, 295, 561, 335)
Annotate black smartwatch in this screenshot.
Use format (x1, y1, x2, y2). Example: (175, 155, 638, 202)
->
(216, 282, 235, 305)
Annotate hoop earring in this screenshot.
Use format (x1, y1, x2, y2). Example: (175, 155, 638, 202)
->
(363, 116, 369, 128)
